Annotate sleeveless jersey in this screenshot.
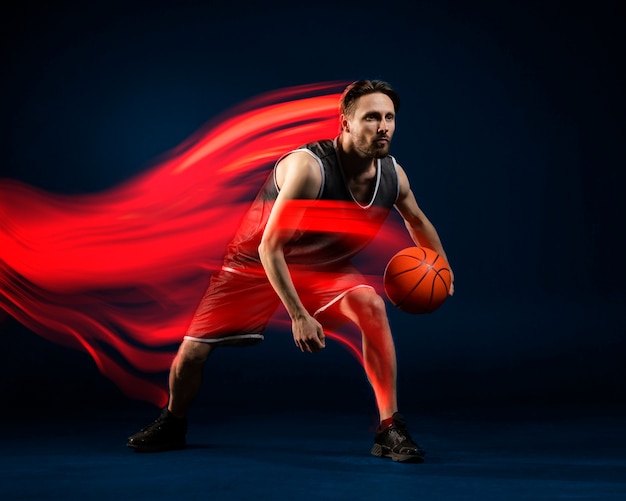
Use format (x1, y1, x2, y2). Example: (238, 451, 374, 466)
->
(223, 139, 400, 271)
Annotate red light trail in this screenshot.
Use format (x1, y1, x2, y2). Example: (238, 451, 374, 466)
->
(0, 82, 412, 407)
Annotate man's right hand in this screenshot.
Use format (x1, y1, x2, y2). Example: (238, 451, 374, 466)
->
(292, 314, 326, 353)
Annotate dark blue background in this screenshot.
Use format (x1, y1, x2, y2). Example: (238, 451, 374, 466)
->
(1, 0, 624, 417)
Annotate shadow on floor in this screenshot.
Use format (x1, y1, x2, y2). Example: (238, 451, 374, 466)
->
(1, 405, 625, 500)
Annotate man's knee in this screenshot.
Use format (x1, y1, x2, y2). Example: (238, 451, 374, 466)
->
(345, 288, 387, 319)
(177, 339, 213, 365)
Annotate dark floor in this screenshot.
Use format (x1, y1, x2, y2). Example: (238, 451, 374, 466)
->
(1, 405, 625, 501)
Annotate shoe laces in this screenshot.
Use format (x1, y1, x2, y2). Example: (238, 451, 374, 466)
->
(140, 414, 168, 433)
(381, 417, 424, 454)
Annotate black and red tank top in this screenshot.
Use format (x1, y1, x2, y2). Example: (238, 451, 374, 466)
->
(223, 138, 399, 271)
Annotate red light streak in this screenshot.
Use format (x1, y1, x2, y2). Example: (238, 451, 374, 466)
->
(0, 82, 412, 406)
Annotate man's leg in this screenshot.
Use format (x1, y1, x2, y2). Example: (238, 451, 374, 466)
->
(168, 339, 214, 418)
(336, 287, 397, 420)
(336, 287, 425, 462)
(127, 339, 213, 451)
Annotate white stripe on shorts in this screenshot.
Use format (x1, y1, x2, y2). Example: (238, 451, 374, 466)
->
(183, 333, 264, 344)
(313, 284, 374, 317)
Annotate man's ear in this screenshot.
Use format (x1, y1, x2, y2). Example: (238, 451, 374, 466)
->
(340, 114, 350, 132)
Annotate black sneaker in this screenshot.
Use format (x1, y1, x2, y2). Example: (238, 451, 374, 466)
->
(371, 412, 425, 463)
(127, 409, 187, 452)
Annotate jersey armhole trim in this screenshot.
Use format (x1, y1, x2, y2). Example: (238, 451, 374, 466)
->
(272, 148, 324, 200)
(390, 155, 400, 205)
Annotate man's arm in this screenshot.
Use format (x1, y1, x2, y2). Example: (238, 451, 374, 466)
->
(257, 152, 326, 352)
(394, 164, 455, 294)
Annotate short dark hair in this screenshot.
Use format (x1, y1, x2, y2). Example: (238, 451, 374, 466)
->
(339, 80, 400, 117)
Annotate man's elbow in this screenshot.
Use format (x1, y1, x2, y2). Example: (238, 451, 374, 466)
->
(258, 240, 268, 260)
(258, 238, 279, 261)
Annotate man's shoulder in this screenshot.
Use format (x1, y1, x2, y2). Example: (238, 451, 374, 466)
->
(300, 139, 335, 158)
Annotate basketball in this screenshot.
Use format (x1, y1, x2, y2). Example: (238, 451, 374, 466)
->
(383, 247, 452, 314)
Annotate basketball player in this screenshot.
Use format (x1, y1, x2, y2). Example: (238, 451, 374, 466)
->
(127, 80, 454, 462)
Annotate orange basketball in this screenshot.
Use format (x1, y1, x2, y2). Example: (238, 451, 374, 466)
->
(384, 247, 452, 314)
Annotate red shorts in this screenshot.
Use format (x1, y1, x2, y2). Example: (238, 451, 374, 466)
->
(184, 263, 372, 346)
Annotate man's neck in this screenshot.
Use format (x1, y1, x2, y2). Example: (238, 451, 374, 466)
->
(336, 134, 377, 179)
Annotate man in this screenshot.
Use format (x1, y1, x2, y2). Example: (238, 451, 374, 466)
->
(127, 80, 454, 463)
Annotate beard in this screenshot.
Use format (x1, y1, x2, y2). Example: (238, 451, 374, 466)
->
(372, 142, 390, 158)
(354, 136, 391, 159)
